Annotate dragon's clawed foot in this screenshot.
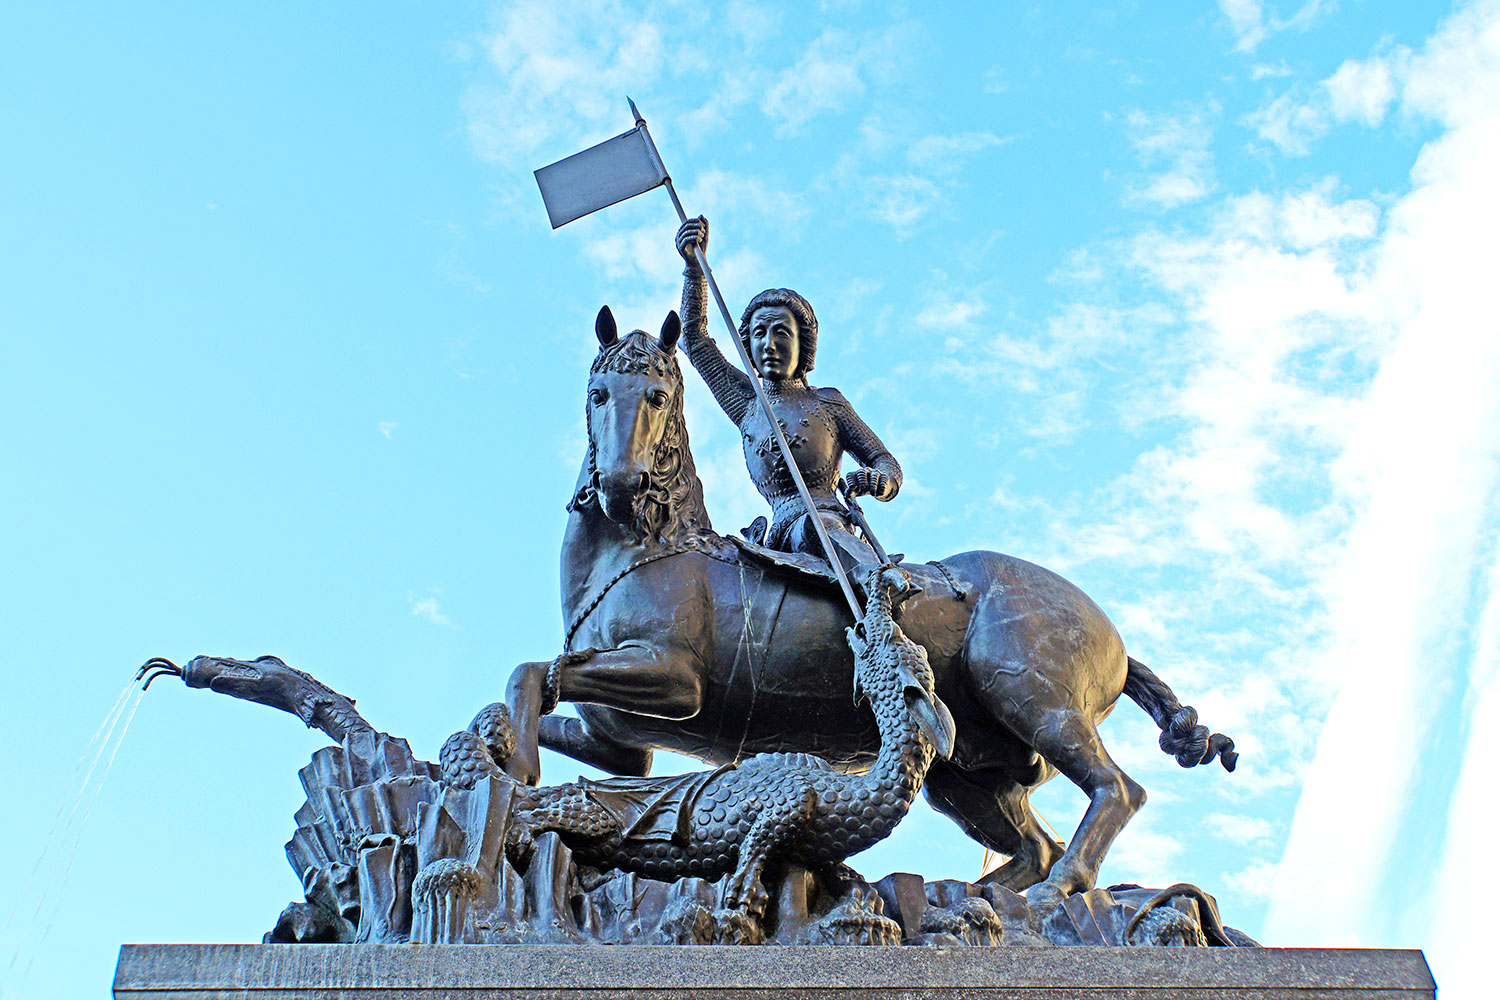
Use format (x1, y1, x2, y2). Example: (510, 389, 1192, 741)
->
(721, 872, 771, 919)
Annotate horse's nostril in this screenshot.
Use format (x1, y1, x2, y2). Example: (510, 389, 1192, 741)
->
(637, 471, 650, 492)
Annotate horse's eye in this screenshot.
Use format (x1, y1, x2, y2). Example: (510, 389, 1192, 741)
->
(649, 390, 669, 408)
(589, 388, 607, 405)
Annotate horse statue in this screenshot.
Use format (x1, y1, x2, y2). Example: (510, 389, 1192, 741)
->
(504, 307, 1236, 907)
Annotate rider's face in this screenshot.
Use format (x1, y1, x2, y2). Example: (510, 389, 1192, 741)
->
(748, 306, 800, 381)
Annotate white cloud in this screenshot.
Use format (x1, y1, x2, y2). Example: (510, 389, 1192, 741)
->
(465, 2, 672, 168)
(1275, 181, 1379, 249)
(1220, 0, 1269, 52)
(1222, 858, 1282, 900)
(378, 421, 397, 439)
(1248, 49, 1411, 155)
(864, 174, 941, 231)
(1125, 106, 1217, 208)
(1219, 0, 1337, 53)
(1427, 537, 1500, 993)
(407, 591, 455, 628)
(906, 131, 1008, 171)
(1205, 812, 1278, 845)
(1251, 61, 1293, 80)
(762, 30, 866, 132)
(1101, 815, 1186, 889)
(1324, 55, 1401, 126)
(915, 295, 987, 331)
(1245, 90, 1328, 155)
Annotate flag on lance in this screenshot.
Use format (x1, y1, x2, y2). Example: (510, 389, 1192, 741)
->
(534, 119, 669, 229)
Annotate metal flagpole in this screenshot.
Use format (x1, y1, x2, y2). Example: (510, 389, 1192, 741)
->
(627, 98, 864, 620)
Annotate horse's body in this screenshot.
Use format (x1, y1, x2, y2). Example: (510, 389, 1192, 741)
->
(506, 310, 1233, 899)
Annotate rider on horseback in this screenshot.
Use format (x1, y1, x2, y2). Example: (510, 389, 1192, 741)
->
(676, 216, 902, 574)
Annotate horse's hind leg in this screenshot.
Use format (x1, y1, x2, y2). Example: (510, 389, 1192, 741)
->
(923, 762, 1064, 892)
(1024, 712, 1145, 902)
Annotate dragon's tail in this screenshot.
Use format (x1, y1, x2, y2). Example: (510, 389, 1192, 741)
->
(1123, 657, 1238, 771)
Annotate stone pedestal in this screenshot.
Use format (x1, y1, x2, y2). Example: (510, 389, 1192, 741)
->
(114, 943, 1434, 999)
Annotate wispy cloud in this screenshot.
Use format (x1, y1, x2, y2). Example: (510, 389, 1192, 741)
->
(1124, 104, 1219, 208)
(378, 421, 397, 440)
(1219, 0, 1271, 51)
(407, 591, 456, 628)
(761, 29, 866, 133)
(1206, 812, 1278, 845)
(906, 131, 1010, 172)
(1218, 0, 1338, 53)
(864, 174, 941, 231)
(463, 7, 969, 240)
(464, 1, 673, 169)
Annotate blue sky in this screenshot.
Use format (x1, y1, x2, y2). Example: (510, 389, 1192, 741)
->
(3, 1, 1497, 995)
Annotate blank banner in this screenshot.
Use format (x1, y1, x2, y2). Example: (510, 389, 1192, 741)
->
(534, 127, 668, 230)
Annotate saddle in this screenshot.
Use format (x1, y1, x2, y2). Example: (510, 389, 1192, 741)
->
(718, 533, 846, 591)
(711, 533, 959, 612)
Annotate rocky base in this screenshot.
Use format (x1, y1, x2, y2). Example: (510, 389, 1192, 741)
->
(269, 732, 1253, 949)
(113, 944, 1436, 999)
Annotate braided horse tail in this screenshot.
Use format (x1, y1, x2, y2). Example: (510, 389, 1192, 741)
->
(1122, 657, 1238, 771)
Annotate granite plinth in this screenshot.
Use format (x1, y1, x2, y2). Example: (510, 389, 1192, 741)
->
(114, 944, 1434, 999)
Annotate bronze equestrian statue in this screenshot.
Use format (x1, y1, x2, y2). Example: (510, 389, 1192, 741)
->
(505, 309, 1237, 909)
(675, 216, 899, 569)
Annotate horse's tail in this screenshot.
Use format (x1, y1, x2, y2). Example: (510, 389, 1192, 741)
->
(1123, 657, 1238, 771)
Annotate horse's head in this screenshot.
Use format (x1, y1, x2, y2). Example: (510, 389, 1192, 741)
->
(577, 306, 705, 543)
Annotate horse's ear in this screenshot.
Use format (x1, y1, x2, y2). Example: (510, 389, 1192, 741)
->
(596, 306, 618, 348)
(659, 310, 681, 353)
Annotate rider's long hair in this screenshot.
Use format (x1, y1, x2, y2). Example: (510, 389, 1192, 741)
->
(572, 331, 709, 546)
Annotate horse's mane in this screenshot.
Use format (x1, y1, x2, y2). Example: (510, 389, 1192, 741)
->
(570, 332, 711, 546)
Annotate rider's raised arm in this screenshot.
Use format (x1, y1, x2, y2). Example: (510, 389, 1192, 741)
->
(820, 388, 903, 502)
(678, 217, 753, 424)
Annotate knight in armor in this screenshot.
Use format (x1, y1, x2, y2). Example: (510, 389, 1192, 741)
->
(676, 216, 902, 572)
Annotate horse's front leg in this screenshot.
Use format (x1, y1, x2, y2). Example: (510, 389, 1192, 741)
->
(505, 643, 704, 785)
(504, 659, 552, 785)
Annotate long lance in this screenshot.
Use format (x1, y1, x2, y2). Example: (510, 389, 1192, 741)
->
(627, 98, 863, 619)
